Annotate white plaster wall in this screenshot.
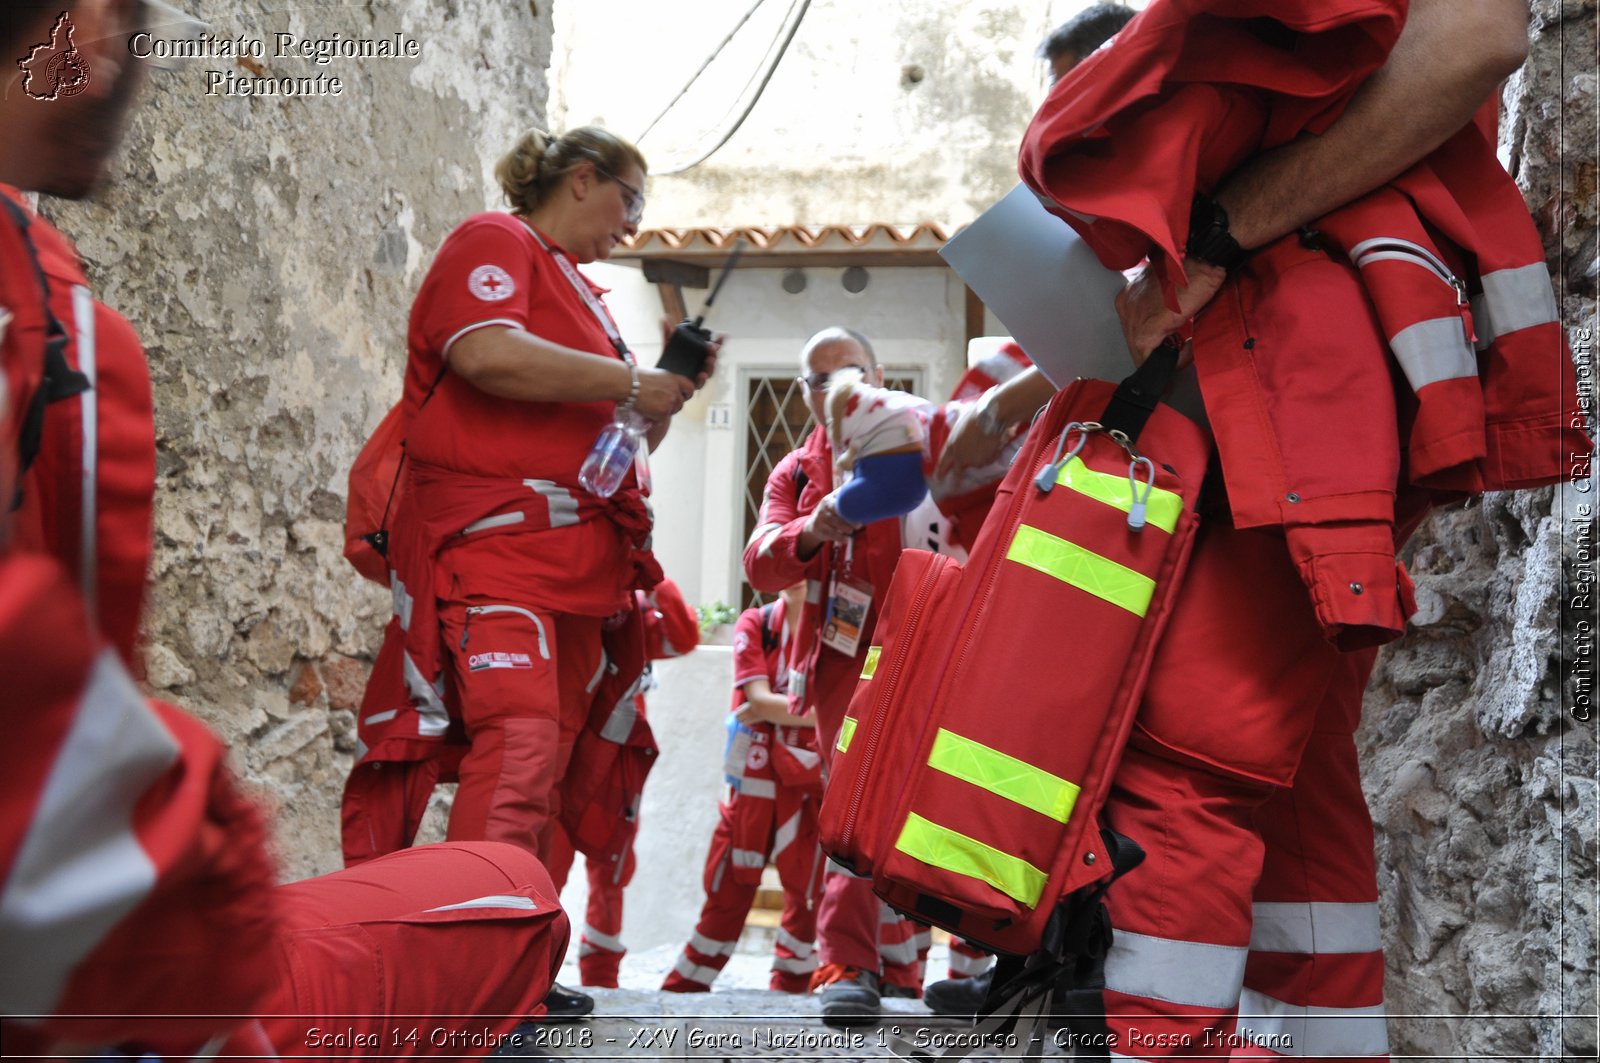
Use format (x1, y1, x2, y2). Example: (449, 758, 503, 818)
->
(588, 260, 969, 608)
(551, 1, 1122, 230)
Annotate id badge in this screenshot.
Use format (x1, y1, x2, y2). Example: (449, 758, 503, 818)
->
(820, 578, 874, 657)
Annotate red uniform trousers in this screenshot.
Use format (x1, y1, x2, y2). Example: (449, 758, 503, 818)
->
(1097, 522, 1389, 1060)
(439, 600, 603, 858)
(543, 821, 634, 988)
(947, 937, 995, 980)
(663, 795, 825, 994)
(251, 841, 568, 1057)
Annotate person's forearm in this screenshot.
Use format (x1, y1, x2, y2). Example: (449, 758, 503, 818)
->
(450, 327, 632, 403)
(1217, 0, 1528, 249)
(738, 690, 812, 727)
(993, 367, 1058, 428)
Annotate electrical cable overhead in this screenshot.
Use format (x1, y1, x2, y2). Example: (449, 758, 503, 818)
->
(636, 0, 771, 144)
(649, 0, 812, 177)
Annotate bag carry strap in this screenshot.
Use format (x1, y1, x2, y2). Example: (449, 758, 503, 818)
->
(906, 830, 1144, 1062)
(364, 362, 448, 561)
(1097, 338, 1181, 444)
(1, 197, 91, 512)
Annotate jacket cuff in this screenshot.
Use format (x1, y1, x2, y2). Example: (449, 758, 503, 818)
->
(1286, 523, 1414, 650)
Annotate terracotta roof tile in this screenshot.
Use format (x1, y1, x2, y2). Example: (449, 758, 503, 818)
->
(618, 222, 952, 258)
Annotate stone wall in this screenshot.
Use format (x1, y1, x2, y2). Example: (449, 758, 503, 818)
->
(1358, 2, 1597, 1056)
(40, 0, 555, 881)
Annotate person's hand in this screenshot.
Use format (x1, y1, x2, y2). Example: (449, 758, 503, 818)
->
(797, 491, 857, 557)
(733, 704, 756, 725)
(935, 396, 1012, 480)
(1114, 259, 1227, 367)
(632, 365, 695, 420)
(693, 337, 722, 391)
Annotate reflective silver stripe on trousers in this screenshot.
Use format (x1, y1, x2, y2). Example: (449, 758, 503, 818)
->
(585, 650, 610, 694)
(772, 953, 820, 974)
(0, 651, 178, 1013)
(739, 777, 776, 800)
(72, 285, 98, 607)
(731, 847, 766, 869)
(524, 479, 580, 527)
(1387, 316, 1477, 391)
(1103, 929, 1248, 1011)
(879, 935, 922, 966)
(1471, 263, 1560, 350)
(461, 511, 526, 535)
(805, 579, 823, 604)
(771, 810, 801, 859)
(1237, 987, 1389, 1058)
(402, 649, 451, 737)
(391, 572, 414, 630)
(580, 923, 625, 953)
(673, 953, 723, 986)
(600, 686, 640, 743)
(948, 950, 994, 976)
(363, 709, 398, 727)
(1250, 901, 1382, 955)
(690, 930, 738, 957)
(774, 927, 814, 958)
(425, 894, 538, 913)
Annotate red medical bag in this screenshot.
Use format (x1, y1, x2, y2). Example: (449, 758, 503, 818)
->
(819, 350, 1211, 955)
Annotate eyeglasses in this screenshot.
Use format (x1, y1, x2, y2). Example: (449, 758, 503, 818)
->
(592, 162, 645, 226)
(799, 367, 869, 392)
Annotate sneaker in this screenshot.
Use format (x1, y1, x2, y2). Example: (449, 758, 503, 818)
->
(537, 982, 594, 1021)
(815, 965, 881, 1028)
(923, 968, 993, 1017)
(881, 981, 921, 999)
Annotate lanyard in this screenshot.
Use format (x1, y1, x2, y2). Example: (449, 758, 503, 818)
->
(523, 222, 634, 367)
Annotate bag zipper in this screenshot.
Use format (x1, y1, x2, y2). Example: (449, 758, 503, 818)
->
(1348, 237, 1476, 345)
(462, 604, 551, 659)
(835, 554, 945, 855)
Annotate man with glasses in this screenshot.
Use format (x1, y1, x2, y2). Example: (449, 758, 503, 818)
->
(743, 327, 930, 1023)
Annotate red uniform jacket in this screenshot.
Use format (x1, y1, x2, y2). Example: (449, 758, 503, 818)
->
(1020, 0, 1586, 647)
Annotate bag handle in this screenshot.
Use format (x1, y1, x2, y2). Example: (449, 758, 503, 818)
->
(1096, 337, 1181, 444)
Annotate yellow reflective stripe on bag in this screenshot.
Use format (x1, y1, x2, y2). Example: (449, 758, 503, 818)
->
(895, 813, 1048, 907)
(860, 645, 881, 680)
(1056, 455, 1183, 534)
(837, 715, 858, 753)
(1006, 524, 1156, 617)
(927, 729, 1080, 824)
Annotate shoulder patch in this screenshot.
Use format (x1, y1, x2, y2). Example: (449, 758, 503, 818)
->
(468, 264, 515, 301)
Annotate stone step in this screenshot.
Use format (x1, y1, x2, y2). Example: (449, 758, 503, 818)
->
(493, 988, 1072, 1060)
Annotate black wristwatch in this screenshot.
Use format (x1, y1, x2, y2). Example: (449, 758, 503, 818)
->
(1186, 193, 1248, 271)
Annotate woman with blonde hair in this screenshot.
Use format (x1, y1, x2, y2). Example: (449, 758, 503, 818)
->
(366, 125, 712, 1014)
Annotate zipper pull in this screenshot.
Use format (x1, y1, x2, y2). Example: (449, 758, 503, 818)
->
(1452, 278, 1478, 345)
(1127, 457, 1156, 532)
(1036, 424, 1091, 494)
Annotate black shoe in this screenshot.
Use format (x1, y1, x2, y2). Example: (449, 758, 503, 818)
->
(923, 968, 992, 1017)
(538, 982, 594, 1021)
(820, 967, 881, 1028)
(881, 982, 920, 999)
(493, 1021, 567, 1058)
